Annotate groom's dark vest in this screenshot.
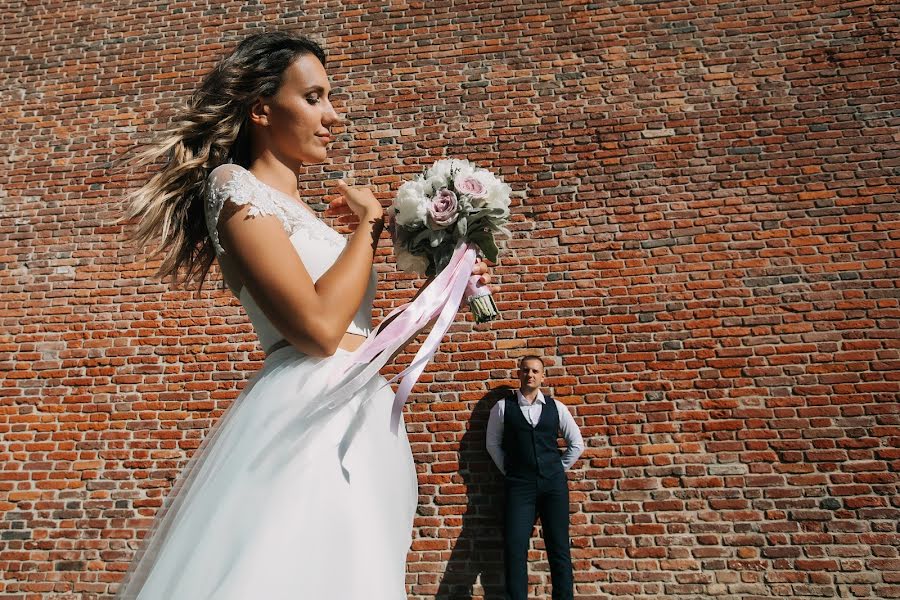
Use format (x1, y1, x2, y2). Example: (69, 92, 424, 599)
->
(502, 393, 564, 480)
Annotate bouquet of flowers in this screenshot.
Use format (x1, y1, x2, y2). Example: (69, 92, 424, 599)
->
(328, 158, 513, 443)
(390, 158, 511, 323)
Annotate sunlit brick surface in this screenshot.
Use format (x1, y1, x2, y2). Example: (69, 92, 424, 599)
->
(1, 1, 898, 598)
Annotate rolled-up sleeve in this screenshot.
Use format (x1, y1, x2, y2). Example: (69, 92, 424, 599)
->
(556, 400, 584, 470)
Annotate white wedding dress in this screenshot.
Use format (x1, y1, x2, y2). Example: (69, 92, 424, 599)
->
(115, 164, 418, 600)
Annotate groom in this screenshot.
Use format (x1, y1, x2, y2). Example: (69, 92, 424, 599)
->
(486, 355, 584, 600)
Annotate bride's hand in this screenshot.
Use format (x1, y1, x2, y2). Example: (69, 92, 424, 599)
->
(332, 180, 383, 220)
(471, 259, 497, 295)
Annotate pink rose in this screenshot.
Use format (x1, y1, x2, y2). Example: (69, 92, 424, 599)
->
(428, 189, 459, 229)
(454, 175, 486, 198)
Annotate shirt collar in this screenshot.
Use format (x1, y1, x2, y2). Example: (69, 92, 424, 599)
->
(516, 389, 545, 406)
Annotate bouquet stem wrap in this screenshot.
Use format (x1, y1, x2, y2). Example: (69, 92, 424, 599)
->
(330, 241, 479, 443)
(465, 275, 499, 323)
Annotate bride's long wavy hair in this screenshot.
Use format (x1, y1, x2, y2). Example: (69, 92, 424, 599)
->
(116, 32, 327, 291)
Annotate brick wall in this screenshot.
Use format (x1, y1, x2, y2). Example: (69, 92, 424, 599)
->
(1, 1, 898, 598)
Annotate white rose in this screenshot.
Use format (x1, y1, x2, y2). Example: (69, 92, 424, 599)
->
(472, 170, 499, 189)
(485, 180, 512, 211)
(426, 158, 475, 183)
(394, 181, 428, 227)
(395, 248, 429, 274)
(449, 159, 475, 180)
(472, 173, 511, 216)
(423, 176, 447, 198)
(426, 160, 451, 181)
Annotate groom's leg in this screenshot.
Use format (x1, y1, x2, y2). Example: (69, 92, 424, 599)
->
(504, 476, 537, 600)
(537, 473, 574, 600)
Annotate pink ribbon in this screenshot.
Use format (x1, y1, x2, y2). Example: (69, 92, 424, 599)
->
(383, 244, 477, 433)
(269, 241, 480, 478)
(330, 242, 478, 430)
(349, 244, 474, 366)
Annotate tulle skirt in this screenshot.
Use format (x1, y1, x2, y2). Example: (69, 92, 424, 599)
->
(114, 345, 418, 600)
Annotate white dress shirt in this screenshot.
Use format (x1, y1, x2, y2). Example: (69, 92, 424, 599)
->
(486, 389, 584, 475)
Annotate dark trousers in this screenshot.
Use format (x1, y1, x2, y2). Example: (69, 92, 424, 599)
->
(503, 472, 573, 600)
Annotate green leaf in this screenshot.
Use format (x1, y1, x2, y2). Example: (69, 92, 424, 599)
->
(467, 230, 499, 263)
(433, 243, 455, 273)
(412, 228, 433, 246)
(470, 207, 508, 222)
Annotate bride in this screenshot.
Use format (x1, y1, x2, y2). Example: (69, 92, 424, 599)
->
(115, 31, 492, 599)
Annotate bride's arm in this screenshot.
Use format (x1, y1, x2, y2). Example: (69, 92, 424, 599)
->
(312, 181, 385, 332)
(217, 181, 382, 357)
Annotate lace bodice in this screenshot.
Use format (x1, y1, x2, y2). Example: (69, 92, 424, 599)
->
(204, 163, 376, 349)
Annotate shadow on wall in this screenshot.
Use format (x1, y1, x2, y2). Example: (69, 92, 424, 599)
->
(435, 386, 511, 600)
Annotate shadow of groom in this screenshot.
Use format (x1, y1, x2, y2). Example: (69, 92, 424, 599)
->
(434, 386, 511, 600)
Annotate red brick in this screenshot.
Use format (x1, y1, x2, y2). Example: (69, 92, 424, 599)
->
(3, 3, 899, 599)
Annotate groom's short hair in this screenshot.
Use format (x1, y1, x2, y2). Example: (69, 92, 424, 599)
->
(519, 355, 545, 371)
